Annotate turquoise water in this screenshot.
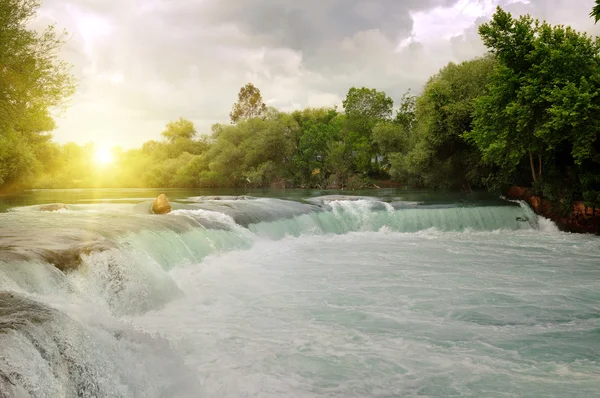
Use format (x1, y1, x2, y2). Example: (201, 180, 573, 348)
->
(0, 189, 599, 397)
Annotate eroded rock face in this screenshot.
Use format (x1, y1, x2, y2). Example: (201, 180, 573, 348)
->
(507, 186, 600, 234)
(151, 194, 172, 215)
(39, 203, 68, 212)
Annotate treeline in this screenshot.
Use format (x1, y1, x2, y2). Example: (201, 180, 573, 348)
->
(2, 3, 600, 210)
(35, 85, 410, 190)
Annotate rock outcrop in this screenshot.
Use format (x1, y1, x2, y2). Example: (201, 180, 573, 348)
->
(40, 203, 68, 212)
(151, 193, 172, 214)
(507, 186, 600, 234)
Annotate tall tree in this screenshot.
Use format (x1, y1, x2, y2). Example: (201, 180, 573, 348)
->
(230, 83, 267, 124)
(466, 8, 600, 186)
(0, 0, 75, 190)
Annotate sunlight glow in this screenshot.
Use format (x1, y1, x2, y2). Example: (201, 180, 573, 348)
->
(93, 146, 114, 165)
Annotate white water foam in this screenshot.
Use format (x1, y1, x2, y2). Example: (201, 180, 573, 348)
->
(1, 198, 595, 397)
(131, 229, 600, 397)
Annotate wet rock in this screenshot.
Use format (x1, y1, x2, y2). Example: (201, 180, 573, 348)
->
(0, 238, 118, 273)
(40, 241, 118, 272)
(39, 203, 68, 212)
(151, 194, 172, 214)
(507, 186, 600, 234)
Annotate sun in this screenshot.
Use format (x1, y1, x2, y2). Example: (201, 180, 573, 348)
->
(93, 146, 114, 165)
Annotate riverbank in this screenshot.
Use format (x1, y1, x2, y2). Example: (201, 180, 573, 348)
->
(507, 187, 600, 234)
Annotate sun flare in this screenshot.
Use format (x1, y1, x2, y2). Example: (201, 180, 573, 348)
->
(93, 146, 114, 165)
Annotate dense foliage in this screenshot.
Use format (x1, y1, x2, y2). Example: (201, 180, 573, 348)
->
(2, 2, 600, 211)
(466, 8, 600, 210)
(388, 56, 496, 189)
(0, 0, 75, 190)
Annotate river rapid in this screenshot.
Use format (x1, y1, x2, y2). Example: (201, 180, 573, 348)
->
(0, 189, 599, 397)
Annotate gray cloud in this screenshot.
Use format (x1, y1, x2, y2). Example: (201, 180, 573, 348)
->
(38, 0, 600, 147)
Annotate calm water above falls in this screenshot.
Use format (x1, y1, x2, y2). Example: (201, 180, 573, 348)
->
(0, 189, 599, 397)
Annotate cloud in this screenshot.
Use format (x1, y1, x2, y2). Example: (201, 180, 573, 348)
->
(37, 0, 600, 147)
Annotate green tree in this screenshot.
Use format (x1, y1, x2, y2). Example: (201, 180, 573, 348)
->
(592, 0, 600, 23)
(289, 108, 342, 185)
(342, 87, 393, 137)
(372, 91, 416, 162)
(203, 112, 298, 187)
(466, 7, 600, 203)
(391, 56, 496, 189)
(394, 90, 416, 131)
(161, 117, 197, 142)
(0, 0, 75, 190)
(341, 87, 394, 176)
(230, 83, 267, 124)
(372, 122, 407, 158)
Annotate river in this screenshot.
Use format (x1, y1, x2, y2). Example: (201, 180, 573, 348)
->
(1, 188, 599, 397)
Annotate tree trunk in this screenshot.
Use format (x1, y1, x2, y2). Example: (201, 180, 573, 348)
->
(538, 154, 542, 178)
(529, 150, 537, 183)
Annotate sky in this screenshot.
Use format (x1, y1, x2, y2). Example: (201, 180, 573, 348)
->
(37, 0, 599, 148)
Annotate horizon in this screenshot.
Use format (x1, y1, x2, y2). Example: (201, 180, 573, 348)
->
(38, 0, 600, 149)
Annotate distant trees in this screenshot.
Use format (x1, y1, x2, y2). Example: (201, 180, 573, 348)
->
(8, 4, 600, 213)
(0, 0, 75, 191)
(230, 83, 267, 124)
(161, 118, 197, 142)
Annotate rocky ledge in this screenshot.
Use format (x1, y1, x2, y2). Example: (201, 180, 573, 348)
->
(507, 186, 600, 234)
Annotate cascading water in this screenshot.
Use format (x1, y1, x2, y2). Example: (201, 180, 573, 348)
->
(1, 192, 599, 397)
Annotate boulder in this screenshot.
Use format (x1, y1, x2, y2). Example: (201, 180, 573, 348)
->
(151, 194, 172, 214)
(40, 203, 68, 212)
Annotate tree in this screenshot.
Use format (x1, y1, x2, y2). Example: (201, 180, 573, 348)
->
(466, 8, 600, 192)
(341, 87, 394, 176)
(389, 56, 496, 189)
(592, 0, 600, 23)
(161, 117, 196, 142)
(230, 83, 267, 124)
(342, 87, 393, 137)
(372, 90, 416, 161)
(0, 0, 75, 190)
(289, 108, 342, 185)
(372, 122, 407, 158)
(394, 90, 416, 131)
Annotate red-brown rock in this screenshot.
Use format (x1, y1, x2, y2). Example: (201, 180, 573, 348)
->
(506, 186, 600, 234)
